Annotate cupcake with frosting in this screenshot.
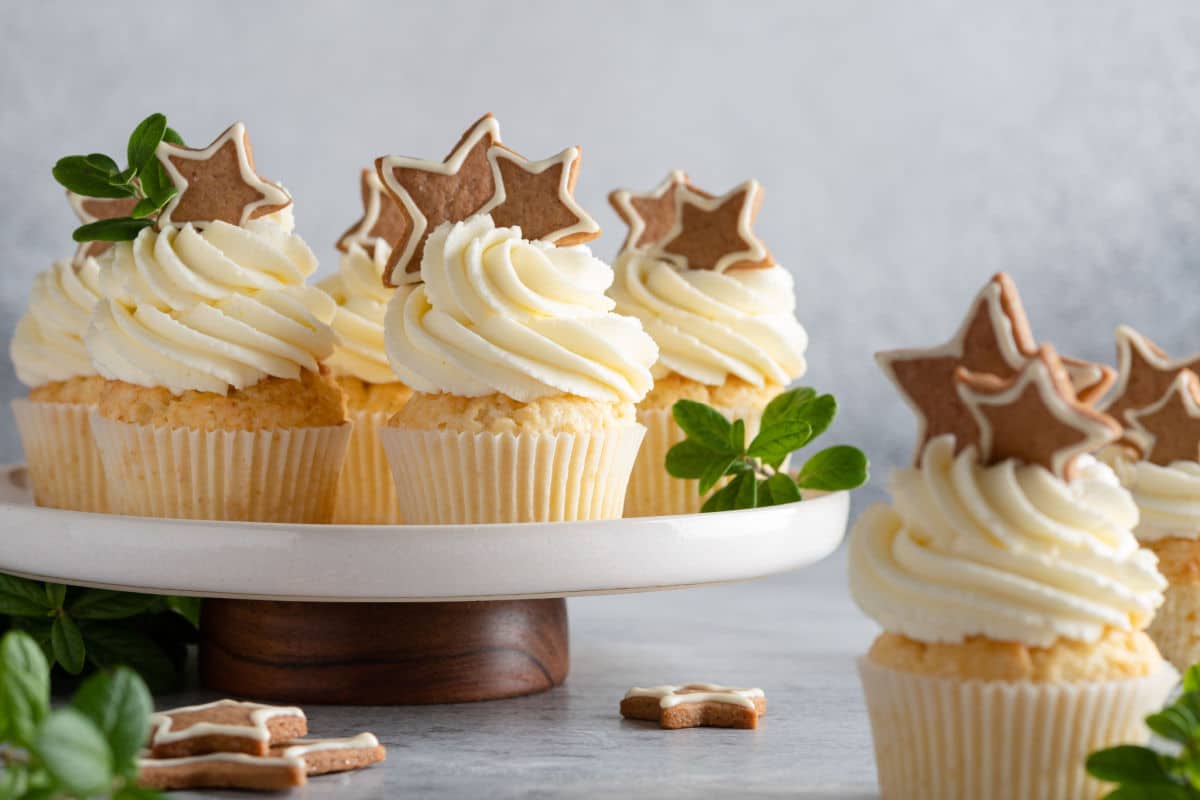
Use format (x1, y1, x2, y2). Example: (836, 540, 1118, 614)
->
(375, 115, 657, 523)
(8, 194, 132, 511)
(82, 122, 349, 522)
(608, 172, 807, 516)
(320, 169, 412, 523)
(851, 274, 1173, 800)
(1098, 326, 1200, 670)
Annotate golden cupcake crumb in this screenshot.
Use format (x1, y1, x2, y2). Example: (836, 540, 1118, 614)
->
(28, 375, 107, 405)
(867, 629, 1162, 682)
(389, 392, 635, 435)
(1144, 537, 1200, 584)
(334, 375, 413, 414)
(97, 370, 347, 431)
(638, 372, 783, 411)
(1146, 581, 1200, 672)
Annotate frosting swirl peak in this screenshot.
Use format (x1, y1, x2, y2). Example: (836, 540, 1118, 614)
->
(319, 242, 394, 384)
(11, 258, 104, 387)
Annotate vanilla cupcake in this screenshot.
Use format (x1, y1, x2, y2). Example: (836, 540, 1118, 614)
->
(1098, 326, 1200, 670)
(368, 115, 655, 524)
(608, 173, 807, 516)
(83, 122, 349, 522)
(320, 170, 412, 523)
(853, 277, 1173, 800)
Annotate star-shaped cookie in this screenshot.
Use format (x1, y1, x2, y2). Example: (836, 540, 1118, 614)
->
(620, 684, 766, 730)
(485, 146, 600, 246)
(374, 114, 504, 286)
(956, 346, 1121, 479)
(336, 168, 408, 257)
(1103, 325, 1200, 429)
(67, 192, 138, 262)
(608, 170, 707, 253)
(148, 699, 307, 759)
(1127, 370, 1200, 466)
(155, 122, 291, 229)
(655, 180, 774, 272)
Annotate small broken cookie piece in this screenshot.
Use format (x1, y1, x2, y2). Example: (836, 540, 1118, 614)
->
(137, 752, 306, 791)
(148, 699, 307, 758)
(620, 683, 766, 730)
(272, 732, 386, 775)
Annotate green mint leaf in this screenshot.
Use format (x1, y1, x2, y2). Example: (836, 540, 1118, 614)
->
(52, 156, 136, 198)
(747, 420, 813, 469)
(1104, 786, 1196, 800)
(51, 614, 85, 674)
(162, 127, 185, 146)
(666, 440, 719, 480)
(72, 667, 152, 774)
(0, 763, 29, 798)
(127, 113, 168, 178)
(701, 473, 744, 513)
(82, 623, 179, 694)
(734, 470, 758, 509)
(73, 217, 152, 243)
(761, 473, 803, 506)
(1185, 664, 1200, 694)
(729, 419, 746, 453)
(760, 387, 817, 430)
(83, 152, 120, 175)
(697, 454, 741, 496)
(0, 630, 50, 746)
(1145, 704, 1198, 745)
(795, 446, 870, 491)
(33, 708, 113, 797)
(0, 574, 52, 617)
(131, 197, 161, 219)
(1085, 745, 1174, 784)
(70, 590, 163, 621)
(43, 583, 66, 610)
(672, 400, 735, 454)
(167, 596, 202, 628)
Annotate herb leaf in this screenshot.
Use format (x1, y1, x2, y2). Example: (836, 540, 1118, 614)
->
(1085, 745, 1173, 784)
(747, 420, 812, 469)
(697, 453, 741, 495)
(52, 156, 136, 199)
(672, 400, 735, 454)
(762, 472, 803, 506)
(795, 446, 870, 491)
(0, 630, 50, 745)
(34, 708, 113, 797)
(73, 218, 153, 243)
(166, 596, 202, 628)
(73, 667, 152, 774)
(51, 614, 86, 675)
(127, 113, 168, 176)
(0, 575, 51, 617)
(70, 590, 161, 621)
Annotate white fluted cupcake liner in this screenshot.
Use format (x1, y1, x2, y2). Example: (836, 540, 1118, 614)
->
(624, 404, 769, 518)
(858, 657, 1178, 800)
(89, 412, 350, 522)
(11, 399, 108, 513)
(1146, 579, 1200, 673)
(381, 423, 645, 524)
(332, 410, 403, 525)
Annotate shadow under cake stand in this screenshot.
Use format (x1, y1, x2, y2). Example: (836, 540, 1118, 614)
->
(0, 465, 849, 705)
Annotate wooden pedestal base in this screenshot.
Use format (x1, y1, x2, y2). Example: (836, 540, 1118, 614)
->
(199, 598, 569, 705)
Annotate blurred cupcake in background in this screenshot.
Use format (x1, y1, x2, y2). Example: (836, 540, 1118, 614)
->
(376, 115, 657, 524)
(320, 169, 412, 523)
(8, 193, 133, 512)
(79, 120, 349, 522)
(607, 172, 807, 516)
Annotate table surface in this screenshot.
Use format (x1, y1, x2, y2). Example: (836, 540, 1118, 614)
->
(162, 546, 881, 799)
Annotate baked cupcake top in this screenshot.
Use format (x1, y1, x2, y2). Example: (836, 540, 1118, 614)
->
(607, 172, 807, 387)
(317, 170, 404, 385)
(849, 274, 1164, 647)
(61, 120, 335, 397)
(375, 115, 657, 404)
(1099, 327, 1200, 542)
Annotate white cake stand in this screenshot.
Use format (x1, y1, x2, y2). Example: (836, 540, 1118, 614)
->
(0, 464, 850, 704)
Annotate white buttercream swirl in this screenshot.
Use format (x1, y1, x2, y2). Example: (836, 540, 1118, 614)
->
(86, 210, 336, 396)
(384, 215, 658, 403)
(11, 258, 104, 387)
(609, 251, 808, 385)
(318, 242, 394, 384)
(1105, 452, 1200, 542)
(849, 435, 1165, 647)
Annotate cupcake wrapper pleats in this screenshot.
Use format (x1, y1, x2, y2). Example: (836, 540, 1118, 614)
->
(333, 410, 403, 525)
(11, 399, 108, 513)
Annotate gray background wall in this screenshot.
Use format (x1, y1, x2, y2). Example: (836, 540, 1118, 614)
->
(4, 0, 1200, 504)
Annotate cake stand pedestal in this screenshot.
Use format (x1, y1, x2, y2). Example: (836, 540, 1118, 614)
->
(0, 464, 848, 705)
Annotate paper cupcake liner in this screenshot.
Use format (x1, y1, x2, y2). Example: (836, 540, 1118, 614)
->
(1146, 578, 1200, 672)
(625, 404, 769, 518)
(381, 423, 645, 524)
(332, 410, 403, 525)
(89, 412, 350, 522)
(858, 657, 1178, 800)
(11, 399, 108, 513)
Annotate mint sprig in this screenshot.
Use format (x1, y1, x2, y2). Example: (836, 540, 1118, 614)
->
(0, 574, 197, 693)
(1087, 664, 1200, 798)
(0, 630, 162, 799)
(52, 113, 183, 243)
(665, 387, 869, 512)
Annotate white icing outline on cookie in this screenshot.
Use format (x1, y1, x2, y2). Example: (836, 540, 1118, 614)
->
(149, 699, 306, 745)
(624, 683, 765, 710)
(480, 146, 600, 243)
(653, 180, 769, 273)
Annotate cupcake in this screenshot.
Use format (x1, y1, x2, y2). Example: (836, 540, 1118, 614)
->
(8, 194, 132, 511)
(374, 115, 657, 524)
(851, 274, 1173, 800)
(82, 121, 349, 522)
(608, 172, 808, 516)
(320, 169, 413, 523)
(1097, 325, 1200, 670)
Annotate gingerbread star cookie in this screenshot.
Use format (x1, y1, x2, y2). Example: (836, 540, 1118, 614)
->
(336, 168, 409, 256)
(1103, 325, 1200, 430)
(138, 752, 307, 791)
(155, 122, 291, 229)
(609, 170, 708, 253)
(1126, 370, 1200, 466)
(147, 699, 307, 759)
(655, 180, 774, 272)
(956, 346, 1122, 479)
(67, 192, 138, 262)
(620, 684, 766, 730)
(487, 146, 600, 246)
(271, 733, 386, 776)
